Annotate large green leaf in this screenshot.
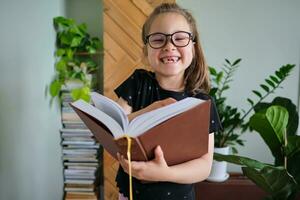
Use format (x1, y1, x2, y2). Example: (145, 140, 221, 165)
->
(242, 166, 298, 200)
(214, 153, 269, 169)
(265, 106, 288, 143)
(254, 97, 298, 136)
(249, 107, 284, 161)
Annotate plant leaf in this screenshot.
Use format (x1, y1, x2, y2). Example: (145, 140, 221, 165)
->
(252, 90, 262, 98)
(66, 48, 73, 59)
(56, 48, 65, 57)
(275, 70, 283, 79)
(247, 98, 254, 106)
(231, 147, 238, 154)
(242, 166, 298, 199)
(270, 75, 279, 84)
(49, 80, 62, 97)
(87, 46, 96, 54)
(265, 79, 275, 88)
(71, 36, 82, 47)
(249, 107, 284, 162)
(71, 87, 91, 102)
(222, 85, 230, 91)
(265, 106, 288, 144)
(272, 97, 299, 136)
(209, 88, 218, 96)
(225, 59, 231, 65)
(209, 67, 217, 75)
(284, 136, 300, 157)
(287, 150, 300, 187)
(55, 60, 66, 72)
(260, 84, 269, 92)
(214, 153, 269, 169)
(232, 58, 242, 66)
(255, 97, 298, 136)
(216, 72, 223, 84)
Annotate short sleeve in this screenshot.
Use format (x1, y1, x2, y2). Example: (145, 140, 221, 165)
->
(209, 98, 223, 133)
(194, 93, 223, 133)
(114, 70, 139, 107)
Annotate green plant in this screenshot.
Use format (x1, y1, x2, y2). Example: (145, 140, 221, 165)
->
(48, 16, 102, 103)
(215, 97, 300, 200)
(209, 59, 295, 152)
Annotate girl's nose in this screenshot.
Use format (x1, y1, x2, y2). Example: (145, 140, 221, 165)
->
(163, 37, 176, 51)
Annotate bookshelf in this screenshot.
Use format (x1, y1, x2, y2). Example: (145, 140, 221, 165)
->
(61, 92, 103, 200)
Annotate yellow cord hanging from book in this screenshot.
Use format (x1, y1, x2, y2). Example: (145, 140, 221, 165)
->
(125, 135, 133, 200)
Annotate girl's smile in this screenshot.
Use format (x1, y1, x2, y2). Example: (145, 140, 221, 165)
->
(160, 55, 181, 64)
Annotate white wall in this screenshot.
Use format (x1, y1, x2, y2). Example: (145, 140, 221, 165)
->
(0, 0, 65, 199)
(178, 0, 300, 172)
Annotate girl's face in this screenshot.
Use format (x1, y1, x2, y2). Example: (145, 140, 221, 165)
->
(146, 13, 194, 80)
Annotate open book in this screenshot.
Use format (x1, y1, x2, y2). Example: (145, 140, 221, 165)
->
(70, 92, 211, 166)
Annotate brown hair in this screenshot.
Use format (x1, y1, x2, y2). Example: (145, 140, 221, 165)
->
(142, 3, 210, 94)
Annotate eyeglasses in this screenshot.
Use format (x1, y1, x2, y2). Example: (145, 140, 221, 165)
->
(145, 31, 194, 49)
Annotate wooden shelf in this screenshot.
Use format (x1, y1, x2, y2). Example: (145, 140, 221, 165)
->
(195, 173, 265, 200)
(195, 173, 300, 200)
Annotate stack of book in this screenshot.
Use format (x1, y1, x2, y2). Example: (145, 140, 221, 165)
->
(61, 93, 102, 200)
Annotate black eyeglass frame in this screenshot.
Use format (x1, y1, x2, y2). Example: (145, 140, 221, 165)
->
(145, 31, 195, 49)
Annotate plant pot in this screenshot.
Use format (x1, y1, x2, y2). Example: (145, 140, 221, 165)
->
(62, 74, 93, 91)
(62, 79, 85, 91)
(206, 146, 230, 182)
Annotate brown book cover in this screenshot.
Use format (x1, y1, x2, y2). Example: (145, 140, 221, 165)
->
(70, 94, 210, 166)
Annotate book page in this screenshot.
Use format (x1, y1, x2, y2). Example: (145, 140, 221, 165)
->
(91, 92, 128, 131)
(128, 97, 205, 137)
(71, 100, 124, 138)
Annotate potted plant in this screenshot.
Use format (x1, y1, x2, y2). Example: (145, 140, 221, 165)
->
(48, 16, 102, 103)
(215, 97, 300, 199)
(207, 59, 295, 181)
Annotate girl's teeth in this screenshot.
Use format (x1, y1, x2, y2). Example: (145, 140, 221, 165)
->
(162, 57, 179, 64)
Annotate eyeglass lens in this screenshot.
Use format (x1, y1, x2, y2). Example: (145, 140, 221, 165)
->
(148, 32, 191, 49)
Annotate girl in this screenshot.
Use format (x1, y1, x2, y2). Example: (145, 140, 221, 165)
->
(115, 3, 222, 200)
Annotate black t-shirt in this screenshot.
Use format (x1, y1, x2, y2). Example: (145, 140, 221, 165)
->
(114, 69, 222, 200)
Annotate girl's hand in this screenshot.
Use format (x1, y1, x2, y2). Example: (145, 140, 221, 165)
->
(117, 146, 170, 182)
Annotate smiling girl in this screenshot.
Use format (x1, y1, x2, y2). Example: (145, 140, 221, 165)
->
(114, 3, 222, 200)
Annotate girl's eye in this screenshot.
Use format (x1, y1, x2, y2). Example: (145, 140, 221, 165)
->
(152, 39, 164, 42)
(174, 37, 186, 41)
(150, 38, 165, 43)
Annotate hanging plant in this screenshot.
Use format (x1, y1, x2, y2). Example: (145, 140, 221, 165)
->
(48, 16, 102, 103)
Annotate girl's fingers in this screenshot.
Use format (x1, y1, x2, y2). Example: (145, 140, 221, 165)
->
(118, 154, 128, 172)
